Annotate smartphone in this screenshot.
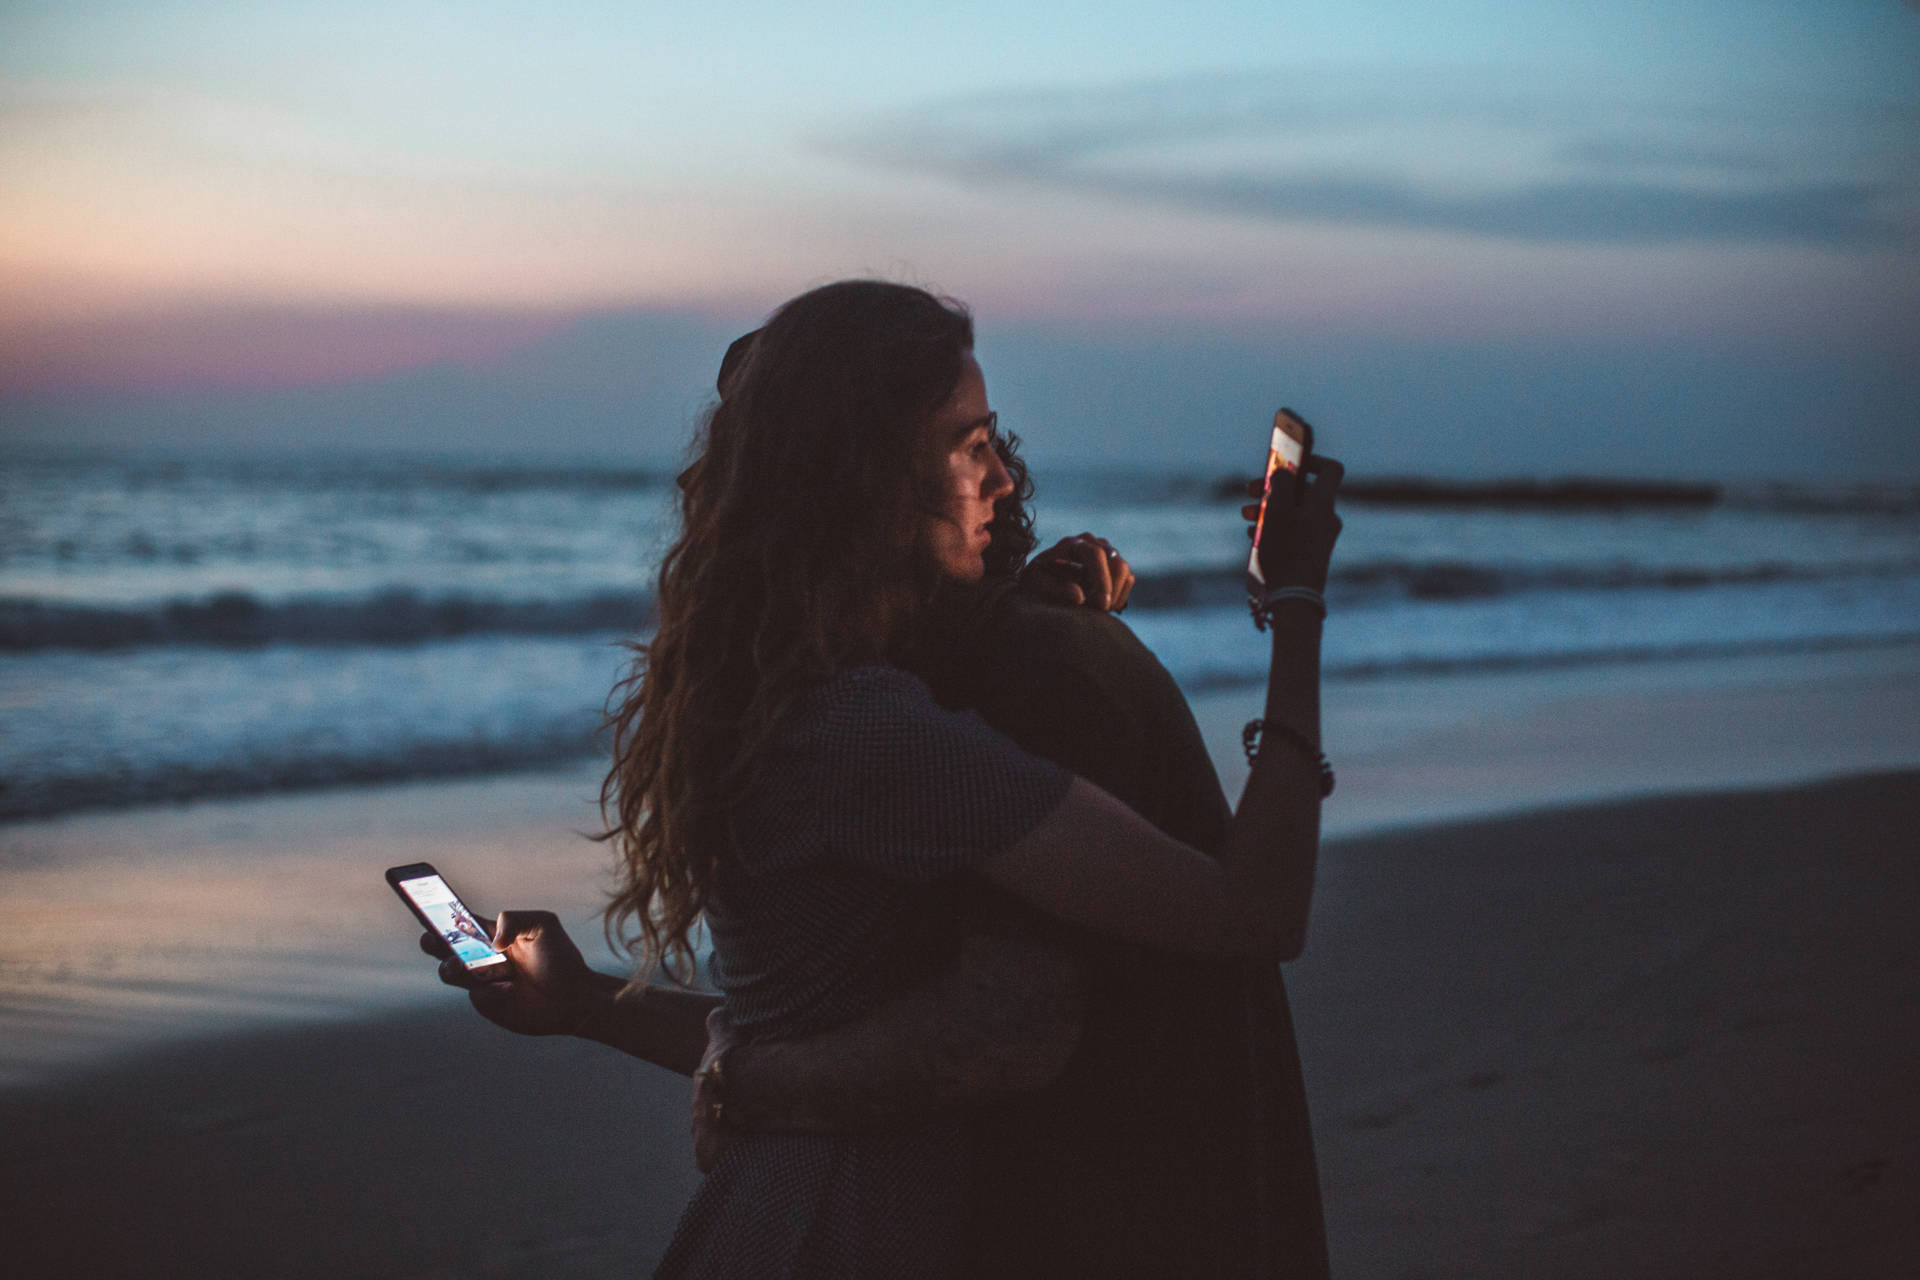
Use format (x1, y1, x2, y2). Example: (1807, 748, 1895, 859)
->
(1246, 408, 1316, 599)
(386, 862, 511, 978)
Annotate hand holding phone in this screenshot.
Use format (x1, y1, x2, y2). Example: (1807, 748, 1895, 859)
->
(392, 864, 606, 1036)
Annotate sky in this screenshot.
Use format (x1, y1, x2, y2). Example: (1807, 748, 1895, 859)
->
(2, 0, 1917, 479)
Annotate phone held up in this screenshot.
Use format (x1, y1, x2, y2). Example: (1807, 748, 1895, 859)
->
(386, 861, 511, 979)
(1246, 407, 1316, 601)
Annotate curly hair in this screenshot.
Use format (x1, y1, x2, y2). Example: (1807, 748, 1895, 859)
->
(600, 281, 1036, 983)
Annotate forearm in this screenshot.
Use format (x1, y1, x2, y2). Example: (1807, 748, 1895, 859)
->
(1220, 599, 1324, 958)
(722, 931, 1086, 1134)
(575, 970, 719, 1076)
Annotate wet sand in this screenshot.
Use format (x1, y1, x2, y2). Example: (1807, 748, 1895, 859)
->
(4, 769, 1916, 1278)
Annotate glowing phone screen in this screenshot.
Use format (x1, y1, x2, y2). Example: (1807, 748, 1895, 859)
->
(397, 873, 508, 972)
(1247, 416, 1308, 590)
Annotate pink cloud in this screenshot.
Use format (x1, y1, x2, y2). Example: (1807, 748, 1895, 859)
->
(0, 303, 577, 395)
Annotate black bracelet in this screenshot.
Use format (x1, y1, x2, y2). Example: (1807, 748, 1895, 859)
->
(1249, 585, 1327, 632)
(1242, 718, 1335, 797)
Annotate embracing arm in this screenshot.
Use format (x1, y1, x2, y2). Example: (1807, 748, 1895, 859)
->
(424, 907, 1084, 1108)
(715, 922, 1083, 1137)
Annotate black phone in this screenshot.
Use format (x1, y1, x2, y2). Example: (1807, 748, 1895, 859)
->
(386, 862, 511, 979)
(1245, 407, 1316, 599)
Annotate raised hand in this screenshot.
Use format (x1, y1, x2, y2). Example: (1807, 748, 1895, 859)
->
(419, 908, 600, 1037)
(1243, 456, 1344, 592)
(1019, 533, 1135, 613)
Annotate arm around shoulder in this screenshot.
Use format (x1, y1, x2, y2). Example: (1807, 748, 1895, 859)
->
(980, 772, 1314, 961)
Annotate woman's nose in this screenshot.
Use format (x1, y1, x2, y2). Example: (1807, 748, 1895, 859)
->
(984, 452, 1014, 500)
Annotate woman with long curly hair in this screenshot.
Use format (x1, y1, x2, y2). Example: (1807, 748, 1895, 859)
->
(587, 279, 1343, 1277)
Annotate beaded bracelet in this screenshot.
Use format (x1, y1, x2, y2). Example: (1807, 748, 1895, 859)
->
(1242, 717, 1336, 797)
(1248, 585, 1326, 631)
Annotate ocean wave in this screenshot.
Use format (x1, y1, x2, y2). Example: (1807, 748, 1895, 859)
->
(1336, 478, 1721, 508)
(1221, 476, 1920, 514)
(1193, 632, 1920, 690)
(0, 731, 603, 825)
(0, 633, 628, 824)
(7, 557, 1917, 652)
(6, 566, 1918, 824)
(7, 630, 1916, 825)
(1129, 559, 1920, 610)
(0, 589, 655, 652)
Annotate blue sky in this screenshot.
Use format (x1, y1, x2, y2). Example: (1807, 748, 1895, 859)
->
(2, 1, 1916, 478)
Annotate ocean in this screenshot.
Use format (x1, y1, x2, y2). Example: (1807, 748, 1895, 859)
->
(4, 452, 1918, 824)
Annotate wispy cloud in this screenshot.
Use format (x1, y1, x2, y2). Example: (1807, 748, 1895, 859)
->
(832, 71, 1920, 248)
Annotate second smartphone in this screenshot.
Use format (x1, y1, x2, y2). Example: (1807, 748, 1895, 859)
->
(1246, 407, 1316, 599)
(386, 861, 511, 979)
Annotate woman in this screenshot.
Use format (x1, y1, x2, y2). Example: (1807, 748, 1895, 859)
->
(605, 280, 1342, 1277)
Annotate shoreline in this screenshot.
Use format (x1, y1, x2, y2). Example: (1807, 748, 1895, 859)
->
(4, 641, 1918, 1089)
(1205, 638, 1920, 836)
(8, 634, 1914, 829)
(4, 768, 1915, 1277)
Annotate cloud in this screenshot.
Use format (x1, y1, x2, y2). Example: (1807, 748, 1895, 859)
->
(832, 71, 1920, 248)
(1088, 171, 1893, 247)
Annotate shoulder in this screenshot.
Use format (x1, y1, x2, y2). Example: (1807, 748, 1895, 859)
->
(981, 594, 1172, 703)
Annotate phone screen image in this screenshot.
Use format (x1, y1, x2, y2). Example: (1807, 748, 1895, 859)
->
(395, 872, 509, 974)
(1247, 409, 1311, 593)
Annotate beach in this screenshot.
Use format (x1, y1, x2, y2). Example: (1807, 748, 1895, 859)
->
(4, 646, 1918, 1277)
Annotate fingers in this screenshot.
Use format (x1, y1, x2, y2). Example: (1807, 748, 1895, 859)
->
(1073, 533, 1114, 610)
(491, 909, 556, 951)
(1026, 534, 1133, 614)
(437, 954, 476, 989)
(1303, 455, 1345, 508)
(420, 929, 452, 961)
(1100, 541, 1134, 613)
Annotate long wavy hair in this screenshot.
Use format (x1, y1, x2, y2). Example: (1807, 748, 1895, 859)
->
(600, 281, 1037, 983)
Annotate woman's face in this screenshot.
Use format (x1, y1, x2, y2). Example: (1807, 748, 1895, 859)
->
(915, 353, 1014, 583)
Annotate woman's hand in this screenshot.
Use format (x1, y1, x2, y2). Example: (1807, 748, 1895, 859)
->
(691, 1006, 744, 1172)
(1243, 455, 1344, 592)
(1019, 533, 1135, 612)
(419, 908, 601, 1037)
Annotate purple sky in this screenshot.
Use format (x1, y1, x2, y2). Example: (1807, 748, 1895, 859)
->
(3, 1, 1916, 478)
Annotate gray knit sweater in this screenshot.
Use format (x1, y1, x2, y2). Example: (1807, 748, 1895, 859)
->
(655, 665, 1072, 1280)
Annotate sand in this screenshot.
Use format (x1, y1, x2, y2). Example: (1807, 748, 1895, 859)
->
(4, 768, 1916, 1278)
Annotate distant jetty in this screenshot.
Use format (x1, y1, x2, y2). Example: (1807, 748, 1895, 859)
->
(1222, 476, 1723, 509)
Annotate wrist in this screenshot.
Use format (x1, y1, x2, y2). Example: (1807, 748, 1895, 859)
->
(1243, 717, 1335, 796)
(1249, 583, 1326, 631)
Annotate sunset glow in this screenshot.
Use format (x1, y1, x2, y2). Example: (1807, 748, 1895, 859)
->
(2, 1, 1915, 474)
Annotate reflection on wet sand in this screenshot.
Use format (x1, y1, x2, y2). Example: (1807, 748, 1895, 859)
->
(0, 767, 614, 1086)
